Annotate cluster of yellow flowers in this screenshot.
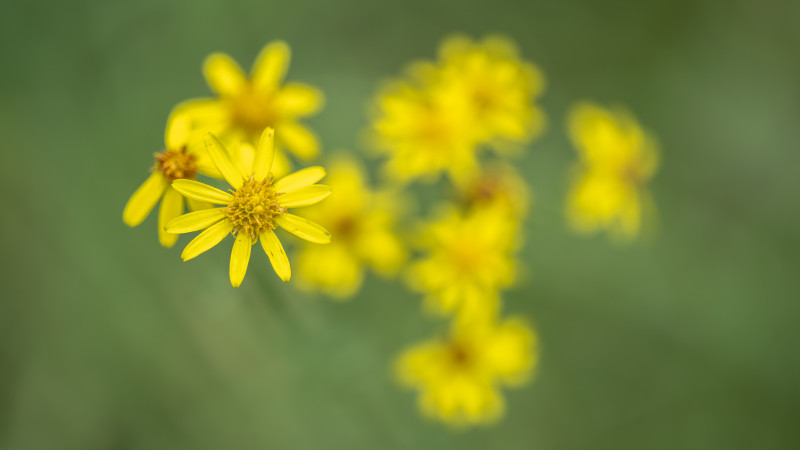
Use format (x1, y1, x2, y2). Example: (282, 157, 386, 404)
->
(122, 35, 660, 429)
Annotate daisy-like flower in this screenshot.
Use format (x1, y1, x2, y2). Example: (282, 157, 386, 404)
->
(293, 155, 407, 299)
(456, 162, 531, 220)
(395, 316, 538, 427)
(436, 34, 546, 151)
(566, 102, 659, 240)
(165, 127, 331, 287)
(123, 113, 220, 247)
(174, 41, 324, 175)
(406, 207, 520, 320)
(370, 77, 481, 183)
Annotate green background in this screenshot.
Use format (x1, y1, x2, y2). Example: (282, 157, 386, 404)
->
(1, 0, 799, 448)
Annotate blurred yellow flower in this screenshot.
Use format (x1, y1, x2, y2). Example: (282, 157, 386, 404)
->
(456, 162, 531, 220)
(294, 155, 407, 299)
(174, 41, 324, 176)
(566, 102, 659, 240)
(437, 34, 546, 150)
(407, 207, 520, 320)
(371, 78, 480, 183)
(123, 113, 220, 247)
(165, 128, 331, 287)
(395, 316, 538, 427)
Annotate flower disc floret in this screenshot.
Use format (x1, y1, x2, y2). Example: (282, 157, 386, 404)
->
(155, 148, 197, 181)
(226, 176, 285, 240)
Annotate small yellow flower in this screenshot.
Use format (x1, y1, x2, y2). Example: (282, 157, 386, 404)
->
(407, 207, 520, 319)
(371, 78, 480, 183)
(173, 41, 324, 175)
(293, 155, 407, 299)
(437, 34, 546, 150)
(123, 113, 221, 247)
(165, 128, 331, 287)
(456, 162, 531, 220)
(395, 316, 538, 427)
(566, 102, 659, 240)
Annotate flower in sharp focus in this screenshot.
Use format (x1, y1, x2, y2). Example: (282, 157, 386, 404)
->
(406, 207, 520, 320)
(566, 102, 659, 240)
(165, 128, 331, 287)
(293, 155, 407, 299)
(370, 77, 481, 184)
(437, 34, 546, 151)
(123, 113, 221, 247)
(173, 41, 324, 175)
(395, 316, 538, 427)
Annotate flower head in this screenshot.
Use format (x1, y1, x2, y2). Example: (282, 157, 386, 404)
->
(166, 128, 331, 287)
(173, 41, 324, 175)
(566, 102, 659, 240)
(456, 162, 531, 220)
(293, 155, 407, 298)
(407, 207, 520, 320)
(395, 316, 538, 427)
(123, 113, 221, 247)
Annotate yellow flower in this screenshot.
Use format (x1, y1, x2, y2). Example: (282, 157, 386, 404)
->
(437, 34, 546, 150)
(371, 78, 480, 183)
(293, 155, 407, 299)
(173, 41, 324, 175)
(407, 207, 519, 319)
(123, 113, 221, 247)
(165, 128, 331, 287)
(566, 102, 659, 240)
(395, 316, 538, 427)
(456, 162, 531, 220)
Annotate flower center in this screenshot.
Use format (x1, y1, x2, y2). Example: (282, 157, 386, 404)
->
(447, 340, 474, 369)
(225, 176, 285, 241)
(156, 148, 197, 181)
(231, 87, 276, 134)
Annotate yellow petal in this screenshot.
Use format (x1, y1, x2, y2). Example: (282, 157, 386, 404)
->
(186, 197, 213, 212)
(203, 53, 246, 97)
(165, 208, 226, 234)
(158, 186, 184, 248)
(251, 41, 290, 93)
(275, 214, 331, 244)
(253, 127, 275, 181)
(164, 113, 191, 149)
(229, 232, 252, 287)
(181, 219, 233, 261)
(273, 83, 324, 116)
(276, 122, 318, 160)
(123, 172, 167, 227)
(279, 185, 331, 208)
(260, 230, 291, 281)
(172, 179, 232, 204)
(274, 166, 326, 192)
(232, 142, 255, 177)
(204, 133, 243, 188)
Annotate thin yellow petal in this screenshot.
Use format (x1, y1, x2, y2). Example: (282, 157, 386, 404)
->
(273, 83, 324, 116)
(279, 185, 331, 208)
(259, 230, 291, 281)
(203, 53, 246, 97)
(232, 142, 255, 177)
(276, 122, 319, 160)
(275, 214, 331, 244)
(158, 186, 184, 247)
(172, 179, 232, 204)
(181, 219, 233, 261)
(229, 232, 252, 287)
(204, 133, 243, 188)
(252, 41, 290, 93)
(186, 197, 213, 212)
(253, 127, 275, 181)
(165, 208, 226, 234)
(274, 166, 326, 192)
(123, 172, 167, 227)
(165, 113, 190, 149)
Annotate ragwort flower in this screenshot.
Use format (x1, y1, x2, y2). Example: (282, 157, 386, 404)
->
(174, 41, 324, 174)
(123, 113, 220, 247)
(165, 128, 331, 287)
(294, 155, 407, 299)
(395, 316, 538, 427)
(566, 102, 659, 240)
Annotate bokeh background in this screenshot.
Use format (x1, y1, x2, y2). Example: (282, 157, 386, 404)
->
(2, 0, 800, 448)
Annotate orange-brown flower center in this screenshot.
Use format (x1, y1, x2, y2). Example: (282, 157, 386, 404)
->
(225, 176, 285, 240)
(155, 148, 197, 182)
(447, 340, 475, 369)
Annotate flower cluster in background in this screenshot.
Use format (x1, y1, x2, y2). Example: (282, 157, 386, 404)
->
(122, 35, 660, 429)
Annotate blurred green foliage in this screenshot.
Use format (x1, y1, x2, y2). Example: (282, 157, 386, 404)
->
(1, 0, 800, 448)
